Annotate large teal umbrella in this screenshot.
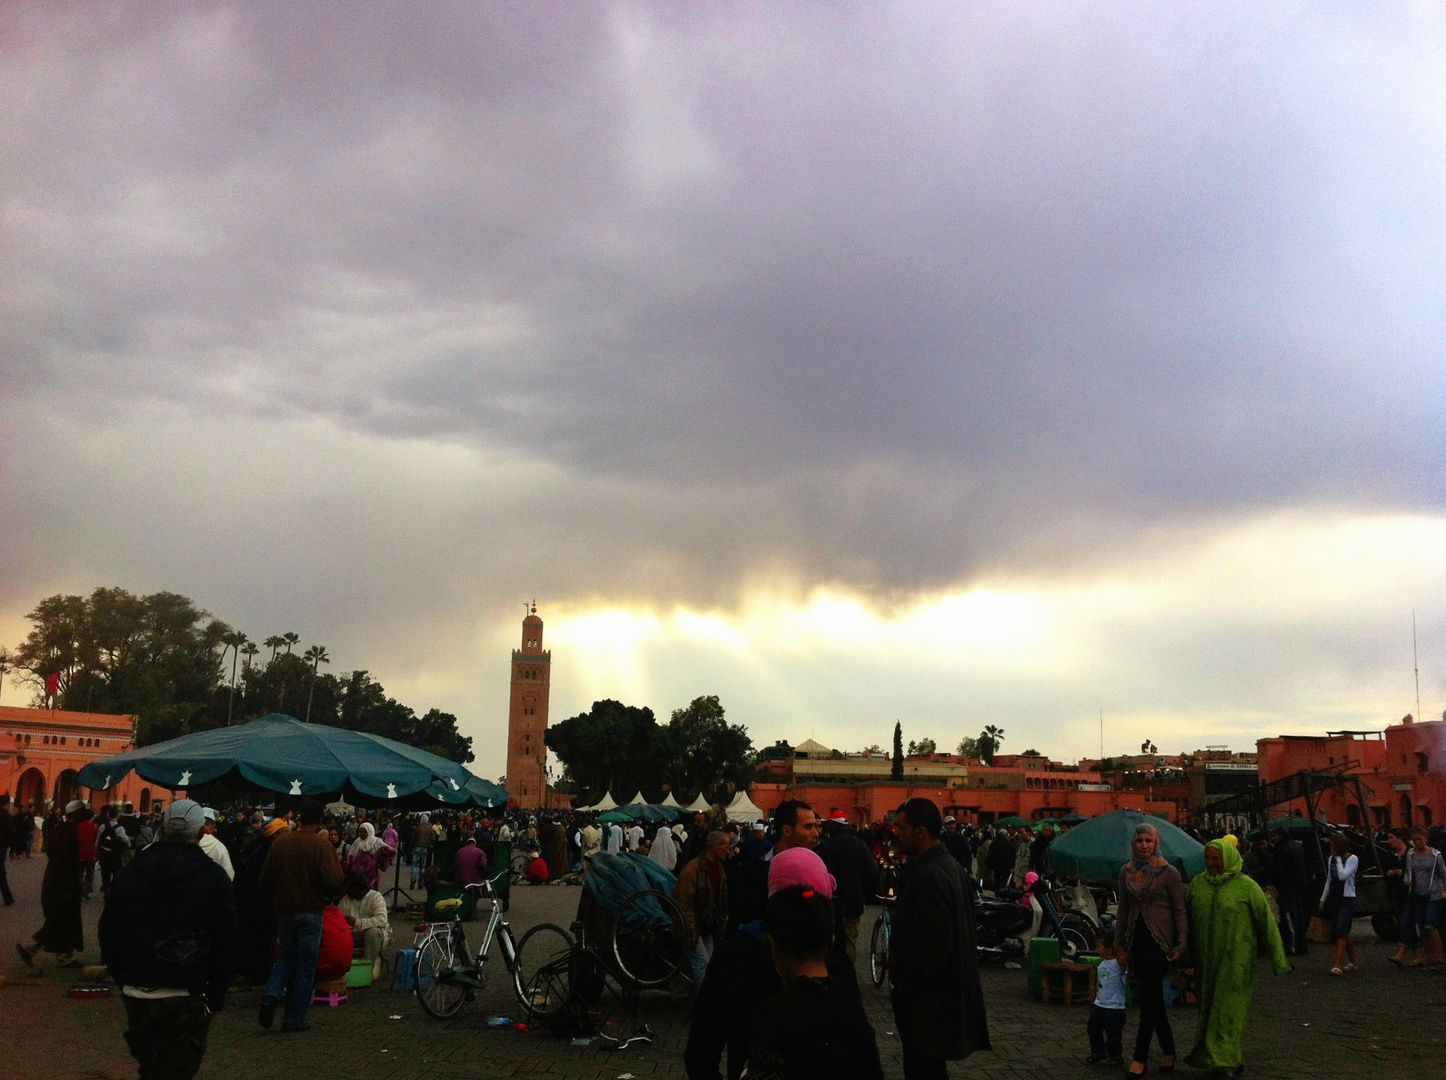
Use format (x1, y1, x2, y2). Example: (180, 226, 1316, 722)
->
(1045, 809, 1205, 882)
(596, 804, 682, 825)
(77, 714, 504, 809)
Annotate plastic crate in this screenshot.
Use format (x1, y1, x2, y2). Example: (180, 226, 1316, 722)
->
(1027, 937, 1060, 1000)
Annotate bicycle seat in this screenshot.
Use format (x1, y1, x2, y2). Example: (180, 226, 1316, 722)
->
(434, 898, 464, 913)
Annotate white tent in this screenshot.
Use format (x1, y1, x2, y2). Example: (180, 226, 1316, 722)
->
(661, 792, 682, 808)
(686, 792, 712, 812)
(584, 791, 618, 812)
(625, 790, 648, 808)
(726, 789, 766, 823)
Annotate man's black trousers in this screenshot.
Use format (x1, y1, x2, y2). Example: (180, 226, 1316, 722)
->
(121, 995, 213, 1080)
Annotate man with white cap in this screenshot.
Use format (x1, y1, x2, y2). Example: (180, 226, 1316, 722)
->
(15, 798, 86, 969)
(199, 808, 234, 881)
(99, 799, 236, 1080)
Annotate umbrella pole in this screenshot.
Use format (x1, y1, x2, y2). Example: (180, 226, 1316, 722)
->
(386, 836, 419, 914)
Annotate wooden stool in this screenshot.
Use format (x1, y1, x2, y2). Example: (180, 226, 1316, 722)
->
(1039, 961, 1096, 1004)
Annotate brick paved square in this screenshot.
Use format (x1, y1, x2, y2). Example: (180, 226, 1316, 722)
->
(4, 856, 1443, 1080)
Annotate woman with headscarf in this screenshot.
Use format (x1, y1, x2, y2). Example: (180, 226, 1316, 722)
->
(649, 824, 678, 872)
(345, 821, 396, 892)
(1185, 838, 1291, 1077)
(1114, 822, 1187, 1076)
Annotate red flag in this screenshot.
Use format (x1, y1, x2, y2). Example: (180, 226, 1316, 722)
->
(45, 671, 61, 699)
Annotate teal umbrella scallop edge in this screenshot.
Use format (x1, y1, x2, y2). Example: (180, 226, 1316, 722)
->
(1044, 808, 1206, 882)
(76, 713, 506, 808)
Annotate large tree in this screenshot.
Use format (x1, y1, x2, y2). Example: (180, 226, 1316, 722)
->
(655, 695, 754, 802)
(11, 587, 230, 744)
(547, 699, 661, 804)
(8, 587, 476, 762)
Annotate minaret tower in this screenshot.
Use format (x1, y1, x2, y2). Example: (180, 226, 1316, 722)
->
(505, 602, 550, 808)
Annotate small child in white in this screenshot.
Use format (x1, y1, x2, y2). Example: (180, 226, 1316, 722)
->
(1087, 930, 1127, 1066)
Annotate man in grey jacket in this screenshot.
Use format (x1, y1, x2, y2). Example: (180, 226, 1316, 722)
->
(890, 798, 991, 1080)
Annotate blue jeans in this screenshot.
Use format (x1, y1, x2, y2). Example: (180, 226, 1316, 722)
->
(264, 913, 325, 1026)
(410, 848, 428, 885)
(1401, 897, 1442, 946)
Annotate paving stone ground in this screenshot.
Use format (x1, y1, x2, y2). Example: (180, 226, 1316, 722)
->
(2, 854, 1444, 1080)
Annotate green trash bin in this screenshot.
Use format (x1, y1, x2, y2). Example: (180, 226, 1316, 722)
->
(1028, 936, 1060, 1000)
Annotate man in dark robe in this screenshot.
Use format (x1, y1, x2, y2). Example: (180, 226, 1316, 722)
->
(16, 799, 86, 968)
(889, 797, 990, 1080)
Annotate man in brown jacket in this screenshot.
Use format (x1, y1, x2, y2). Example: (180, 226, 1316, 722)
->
(258, 800, 343, 1032)
(675, 830, 729, 983)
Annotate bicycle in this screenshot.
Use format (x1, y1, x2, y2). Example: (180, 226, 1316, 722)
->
(869, 845, 902, 988)
(412, 878, 575, 1021)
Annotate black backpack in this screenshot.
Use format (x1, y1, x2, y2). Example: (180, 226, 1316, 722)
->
(97, 819, 125, 855)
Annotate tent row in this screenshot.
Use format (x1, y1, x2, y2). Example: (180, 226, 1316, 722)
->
(575, 788, 767, 823)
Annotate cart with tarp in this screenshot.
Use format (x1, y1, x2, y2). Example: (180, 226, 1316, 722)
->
(1191, 764, 1395, 937)
(511, 851, 689, 1045)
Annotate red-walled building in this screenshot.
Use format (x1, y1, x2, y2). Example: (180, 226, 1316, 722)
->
(750, 743, 1176, 824)
(1, 705, 146, 813)
(1256, 715, 1445, 829)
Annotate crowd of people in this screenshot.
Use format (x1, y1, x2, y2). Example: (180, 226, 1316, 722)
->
(5, 788, 1443, 1080)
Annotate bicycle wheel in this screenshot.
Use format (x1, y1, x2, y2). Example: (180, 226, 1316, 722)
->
(611, 889, 688, 989)
(415, 932, 469, 1019)
(869, 910, 890, 988)
(511, 922, 575, 1019)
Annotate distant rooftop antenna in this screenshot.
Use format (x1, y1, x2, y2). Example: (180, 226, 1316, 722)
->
(1413, 609, 1421, 725)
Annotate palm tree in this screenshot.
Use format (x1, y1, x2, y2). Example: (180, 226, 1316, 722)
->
(303, 644, 330, 722)
(220, 631, 246, 725)
(263, 635, 285, 661)
(282, 632, 300, 654)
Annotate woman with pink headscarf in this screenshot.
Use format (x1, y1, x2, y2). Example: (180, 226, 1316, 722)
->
(345, 821, 396, 891)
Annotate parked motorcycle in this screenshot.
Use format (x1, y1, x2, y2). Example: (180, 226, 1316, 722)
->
(973, 875, 1096, 962)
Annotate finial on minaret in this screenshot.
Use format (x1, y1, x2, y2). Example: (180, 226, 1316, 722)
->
(531, 599, 537, 614)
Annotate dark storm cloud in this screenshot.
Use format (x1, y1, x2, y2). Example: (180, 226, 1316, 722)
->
(3, 2, 1444, 600)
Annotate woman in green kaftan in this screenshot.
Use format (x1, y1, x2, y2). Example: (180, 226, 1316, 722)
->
(1185, 838, 1292, 1076)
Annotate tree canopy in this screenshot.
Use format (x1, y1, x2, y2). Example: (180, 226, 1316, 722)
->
(548, 694, 754, 806)
(9, 587, 473, 761)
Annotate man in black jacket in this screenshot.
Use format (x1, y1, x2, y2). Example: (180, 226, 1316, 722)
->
(817, 814, 879, 959)
(890, 798, 990, 1080)
(99, 800, 236, 1080)
(1270, 825, 1309, 956)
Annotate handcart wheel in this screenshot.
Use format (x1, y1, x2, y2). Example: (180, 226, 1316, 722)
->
(512, 922, 575, 1018)
(610, 889, 688, 989)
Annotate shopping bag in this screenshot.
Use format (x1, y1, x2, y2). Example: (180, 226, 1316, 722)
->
(1306, 915, 1331, 944)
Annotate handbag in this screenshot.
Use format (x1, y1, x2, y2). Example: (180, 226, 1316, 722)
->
(1306, 915, 1332, 944)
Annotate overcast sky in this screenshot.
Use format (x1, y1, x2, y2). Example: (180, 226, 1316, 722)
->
(3, 3, 1444, 782)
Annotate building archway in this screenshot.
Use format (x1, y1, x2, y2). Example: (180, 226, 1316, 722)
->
(54, 770, 80, 809)
(16, 768, 45, 812)
(1401, 792, 1414, 826)
(139, 788, 151, 813)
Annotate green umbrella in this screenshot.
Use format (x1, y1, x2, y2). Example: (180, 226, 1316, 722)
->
(1032, 818, 1064, 832)
(1045, 809, 1205, 882)
(596, 804, 682, 825)
(996, 815, 1030, 827)
(76, 713, 503, 809)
